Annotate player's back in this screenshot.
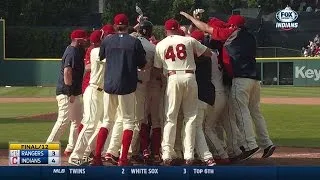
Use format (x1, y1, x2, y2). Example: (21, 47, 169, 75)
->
(156, 35, 197, 71)
(89, 47, 105, 88)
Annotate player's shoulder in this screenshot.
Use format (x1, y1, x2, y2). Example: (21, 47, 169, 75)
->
(183, 36, 197, 43)
(65, 45, 79, 56)
(91, 47, 100, 54)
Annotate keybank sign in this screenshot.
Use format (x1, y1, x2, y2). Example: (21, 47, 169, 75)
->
(295, 66, 320, 81)
(276, 6, 298, 31)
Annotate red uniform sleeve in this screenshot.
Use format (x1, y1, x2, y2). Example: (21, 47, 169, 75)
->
(211, 27, 237, 41)
(82, 46, 94, 93)
(84, 46, 94, 65)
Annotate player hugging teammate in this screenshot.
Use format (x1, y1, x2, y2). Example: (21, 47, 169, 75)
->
(47, 8, 276, 167)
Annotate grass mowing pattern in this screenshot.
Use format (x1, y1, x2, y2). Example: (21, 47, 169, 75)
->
(1, 86, 320, 98)
(0, 102, 56, 118)
(263, 104, 320, 147)
(261, 86, 320, 97)
(0, 86, 320, 148)
(0, 87, 55, 97)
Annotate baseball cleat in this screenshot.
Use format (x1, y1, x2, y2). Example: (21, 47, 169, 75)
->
(162, 159, 173, 166)
(104, 153, 119, 165)
(262, 145, 276, 158)
(90, 156, 103, 166)
(64, 151, 72, 157)
(68, 159, 82, 166)
(153, 155, 162, 165)
(118, 159, 133, 166)
(184, 159, 194, 166)
(130, 155, 144, 165)
(142, 149, 151, 159)
(82, 156, 93, 165)
(205, 158, 216, 166)
(239, 147, 260, 161)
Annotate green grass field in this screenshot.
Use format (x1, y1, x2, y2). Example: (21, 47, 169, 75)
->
(0, 86, 319, 149)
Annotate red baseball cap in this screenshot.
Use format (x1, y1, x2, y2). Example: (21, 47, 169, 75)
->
(191, 30, 205, 42)
(90, 30, 103, 43)
(114, 13, 129, 25)
(70, 29, 88, 40)
(228, 15, 245, 27)
(164, 19, 180, 30)
(101, 24, 115, 35)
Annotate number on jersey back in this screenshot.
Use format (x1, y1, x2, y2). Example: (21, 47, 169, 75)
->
(165, 44, 187, 61)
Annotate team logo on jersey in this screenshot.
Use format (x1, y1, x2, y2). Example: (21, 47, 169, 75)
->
(275, 6, 298, 31)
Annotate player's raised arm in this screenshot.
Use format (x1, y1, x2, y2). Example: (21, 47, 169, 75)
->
(181, 11, 236, 41)
(180, 11, 213, 34)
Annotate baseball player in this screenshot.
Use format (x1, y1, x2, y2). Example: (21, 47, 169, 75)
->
(77, 32, 97, 136)
(142, 61, 163, 164)
(153, 19, 212, 165)
(132, 20, 157, 162)
(101, 20, 156, 165)
(91, 13, 147, 166)
(68, 30, 105, 166)
(180, 12, 276, 159)
(78, 25, 117, 162)
(46, 29, 86, 156)
(200, 17, 244, 163)
(190, 30, 216, 166)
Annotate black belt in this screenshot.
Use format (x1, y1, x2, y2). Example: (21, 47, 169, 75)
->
(138, 79, 143, 84)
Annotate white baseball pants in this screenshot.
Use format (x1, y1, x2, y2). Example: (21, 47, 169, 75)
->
(195, 100, 213, 161)
(69, 86, 103, 161)
(47, 94, 82, 152)
(162, 72, 198, 160)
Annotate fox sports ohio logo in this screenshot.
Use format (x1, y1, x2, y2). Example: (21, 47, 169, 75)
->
(275, 6, 298, 31)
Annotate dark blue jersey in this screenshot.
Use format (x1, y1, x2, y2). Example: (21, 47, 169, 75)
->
(224, 28, 259, 80)
(56, 46, 85, 96)
(99, 33, 146, 95)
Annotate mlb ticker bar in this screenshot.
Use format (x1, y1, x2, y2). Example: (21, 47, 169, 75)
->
(0, 166, 319, 180)
(9, 143, 61, 166)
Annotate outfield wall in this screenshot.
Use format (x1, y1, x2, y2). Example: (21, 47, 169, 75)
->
(1, 19, 320, 86)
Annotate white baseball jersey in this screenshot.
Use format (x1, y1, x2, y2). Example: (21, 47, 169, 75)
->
(137, 36, 155, 82)
(211, 53, 224, 92)
(154, 35, 207, 71)
(89, 47, 105, 88)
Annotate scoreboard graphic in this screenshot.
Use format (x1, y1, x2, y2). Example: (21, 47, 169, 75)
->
(9, 143, 61, 166)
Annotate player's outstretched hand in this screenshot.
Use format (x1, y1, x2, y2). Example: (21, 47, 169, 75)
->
(137, 15, 148, 23)
(193, 9, 205, 19)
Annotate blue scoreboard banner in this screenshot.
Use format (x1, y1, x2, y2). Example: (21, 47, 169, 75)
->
(0, 166, 320, 180)
(9, 143, 61, 166)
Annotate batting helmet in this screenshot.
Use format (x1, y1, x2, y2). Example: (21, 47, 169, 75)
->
(139, 20, 153, 38)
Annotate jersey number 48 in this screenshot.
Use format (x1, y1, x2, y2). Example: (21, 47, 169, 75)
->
(165, 44, 187, 61)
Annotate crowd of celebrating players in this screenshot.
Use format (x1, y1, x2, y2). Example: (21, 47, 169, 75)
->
(45, 9, 276, 167)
